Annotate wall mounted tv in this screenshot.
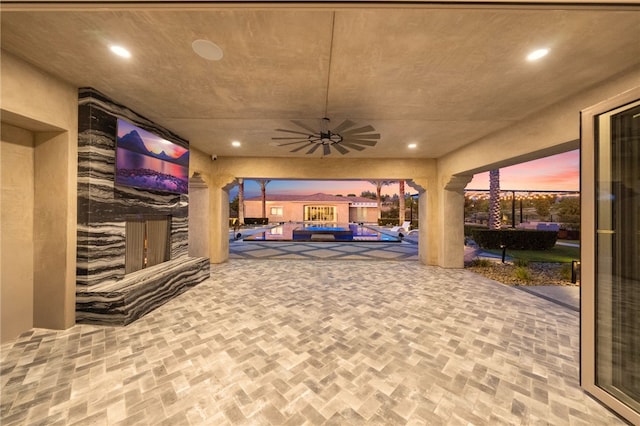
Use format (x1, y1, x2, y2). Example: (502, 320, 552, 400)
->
(115, 118, 189, 194)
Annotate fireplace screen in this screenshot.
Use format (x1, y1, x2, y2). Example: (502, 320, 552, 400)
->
(125, 216, 170, 274)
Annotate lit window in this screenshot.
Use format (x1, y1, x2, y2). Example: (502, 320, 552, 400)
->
(270, 207, 283, 216)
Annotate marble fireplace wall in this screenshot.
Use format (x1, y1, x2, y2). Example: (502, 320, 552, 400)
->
(77, 88, 189, 288)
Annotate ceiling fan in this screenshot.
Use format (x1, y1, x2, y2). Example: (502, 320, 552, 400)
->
(272, 118, 380, 156)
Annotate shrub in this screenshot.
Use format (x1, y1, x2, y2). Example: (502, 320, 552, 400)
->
(514, 266, 531, 281)
(464, 224, 487, 237)
(514, 258, 529, 267)
(469, 258, 492, 267)
(560, 263, 573, 281)
(470, 229, 557, 250)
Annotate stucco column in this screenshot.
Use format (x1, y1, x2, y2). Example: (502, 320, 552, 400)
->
(209, 174, 236, 264)
(407, 179, 429, 265)
(188, 173, 210, 258)
(438, 174, 473, 268)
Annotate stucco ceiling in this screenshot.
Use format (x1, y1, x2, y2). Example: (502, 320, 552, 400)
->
(2, 4, 639, 159)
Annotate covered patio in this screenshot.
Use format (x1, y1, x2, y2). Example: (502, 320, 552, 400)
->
(0, 260, 621, 425)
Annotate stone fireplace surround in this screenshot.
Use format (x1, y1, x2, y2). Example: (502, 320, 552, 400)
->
(76, 88, 209, 325)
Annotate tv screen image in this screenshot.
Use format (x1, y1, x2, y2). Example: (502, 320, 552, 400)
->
(115, 118, 189, 194)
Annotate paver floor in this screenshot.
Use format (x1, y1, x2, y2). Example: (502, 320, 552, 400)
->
(1, 260, 621, 425)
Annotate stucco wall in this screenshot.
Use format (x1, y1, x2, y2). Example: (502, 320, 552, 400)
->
(189, 146, 212, 184)
(1, 51, 78, 338)
(187, 147, 212, 258)
(212, 157, 436, 181)
(428, 66, 640, 268)
(349, 206, 379, 224)
(1, 124, 35, 343)
(438, 67, 640, 178)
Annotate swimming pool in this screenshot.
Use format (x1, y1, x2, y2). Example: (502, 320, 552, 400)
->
(243, 222, 401, 242)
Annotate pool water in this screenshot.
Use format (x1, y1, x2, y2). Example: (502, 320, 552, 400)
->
(243, 222, 401, 242)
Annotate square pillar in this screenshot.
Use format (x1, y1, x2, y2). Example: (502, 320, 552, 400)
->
(425, 174, 472, 268)
(209, 175, 236, 263)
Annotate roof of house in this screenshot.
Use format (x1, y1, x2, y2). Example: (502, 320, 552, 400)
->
(245, 193, 376, 204)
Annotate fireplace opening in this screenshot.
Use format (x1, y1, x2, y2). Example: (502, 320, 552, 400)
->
(125, 216, 171, 274)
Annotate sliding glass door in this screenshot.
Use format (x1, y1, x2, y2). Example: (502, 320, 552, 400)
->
(582, 89, 640, 425)
(304, 205, 336, 222)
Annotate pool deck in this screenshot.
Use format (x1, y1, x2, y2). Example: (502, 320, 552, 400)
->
(230, 228, 579, 312)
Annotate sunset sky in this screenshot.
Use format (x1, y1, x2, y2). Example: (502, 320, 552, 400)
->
(466, 149, 579, 191)
(232, 149, 580, 199)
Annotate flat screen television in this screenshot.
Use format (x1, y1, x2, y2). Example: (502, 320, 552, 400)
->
(115, 118, 189, 194)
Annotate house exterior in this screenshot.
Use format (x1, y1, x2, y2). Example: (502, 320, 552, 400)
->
(243, 193, 378, 224)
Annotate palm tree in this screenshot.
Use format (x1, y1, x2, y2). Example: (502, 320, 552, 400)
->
(398, 180, 405, 225)
(368, 180, 393, 220)
(238, 179, 245, 225)
(258, 179, 271, 219)
(489, 169, 501, 229)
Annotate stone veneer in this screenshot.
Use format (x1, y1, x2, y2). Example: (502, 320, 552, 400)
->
(76, 88, 209, 325)
(76, 257, 210, 325)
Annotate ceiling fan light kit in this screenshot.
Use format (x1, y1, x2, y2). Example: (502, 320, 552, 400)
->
(272, 117, 380, 156)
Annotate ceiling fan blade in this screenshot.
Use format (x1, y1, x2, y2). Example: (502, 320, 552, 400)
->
(290, 143, 311, 153)
(278, 140, 310, 146)
(340, 143, 366, 151)
(290, 120, 319, 134)
(346, 133, 380, 139)
(323, 144, 331, 156)
(332, 143, 349, 155)
(275, 128, 312, 136)
(306, 143, 322, 155)
(330, 119, 357, 134)
(341, 139, 378, 146)
(272, 136, 311, 140)
(341, 125, 375, 135)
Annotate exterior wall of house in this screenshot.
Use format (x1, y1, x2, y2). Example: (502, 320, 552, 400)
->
(244, 200, 357, 223)
(1, 52, 78, 341)
(349, 206, 379, 223)
(1, 123, 35, 343)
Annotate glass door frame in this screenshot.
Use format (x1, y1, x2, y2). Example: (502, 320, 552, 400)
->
(581, 86, 640, 425)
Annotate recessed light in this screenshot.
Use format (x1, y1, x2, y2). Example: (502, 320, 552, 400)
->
(110, 45, 131, 58)
(408, 143, 417, 149)
(527, 48, 549, 61)
(231, 141, 241, 147)
(192, 39, 223, 61)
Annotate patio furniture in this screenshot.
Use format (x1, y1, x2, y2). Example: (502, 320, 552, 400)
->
(390, 221, 412, 233)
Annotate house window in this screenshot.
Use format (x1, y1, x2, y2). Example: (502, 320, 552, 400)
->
(304, 205, 336, 222)
(270, 206, 283, 216)
(356, 207, 367, 222)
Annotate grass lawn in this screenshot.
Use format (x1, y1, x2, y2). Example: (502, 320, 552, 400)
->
(557, 239, 580, 245)
(485, 244, 580, 263)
